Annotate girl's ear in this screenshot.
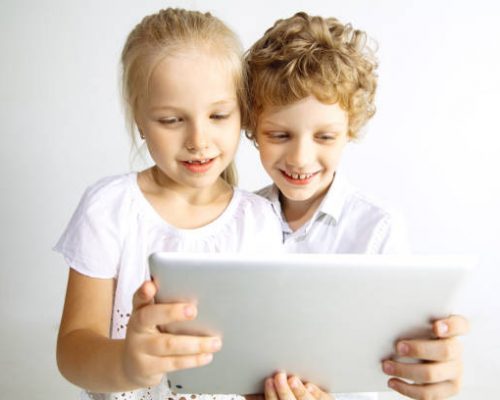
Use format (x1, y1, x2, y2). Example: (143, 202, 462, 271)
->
(135, 116, 145, 140)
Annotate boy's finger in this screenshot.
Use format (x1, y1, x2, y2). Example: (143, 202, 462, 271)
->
(383, 359, 461, 384)
(288, 376, 314, 400)
(264, 377, 279, 400)
(273, 372, 294, 400)
(304, 383, 334, 400)
(388, 378, 460, 399)
(433, 315, 470, 338)
(132, 280, 156, 311)
(395, 337, 463, 361)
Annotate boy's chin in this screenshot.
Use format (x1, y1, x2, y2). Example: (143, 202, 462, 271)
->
(278, 185, 318, 203)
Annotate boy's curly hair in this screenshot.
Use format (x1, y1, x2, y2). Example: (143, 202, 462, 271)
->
(244, 12, 378, 140)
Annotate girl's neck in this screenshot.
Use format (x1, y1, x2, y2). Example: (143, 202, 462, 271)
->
(148, 166, 231, 206)
(138, 166, 233, 229)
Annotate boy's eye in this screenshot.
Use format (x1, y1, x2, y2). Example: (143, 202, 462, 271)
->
(210, 113, 230, 120)
(159, 117, 182, 125)
(267, 131, 289, 140)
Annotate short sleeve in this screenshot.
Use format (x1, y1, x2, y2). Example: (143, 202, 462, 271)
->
(53, 177, 127, 278)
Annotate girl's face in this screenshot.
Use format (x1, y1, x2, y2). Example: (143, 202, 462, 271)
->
(255, 96, 349, 207)
(136, 49, 241, 193)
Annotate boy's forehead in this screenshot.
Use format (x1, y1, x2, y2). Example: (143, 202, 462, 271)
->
(258, 96, 348, 124)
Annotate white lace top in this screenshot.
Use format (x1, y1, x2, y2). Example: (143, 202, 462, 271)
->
(54, 172, 283, 400)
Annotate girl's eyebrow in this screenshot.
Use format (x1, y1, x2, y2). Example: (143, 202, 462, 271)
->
(149, 98, 237, 112)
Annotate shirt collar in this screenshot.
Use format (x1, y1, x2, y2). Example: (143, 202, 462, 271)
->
(265, 171, 351, 229)
(317, 172, 350, 224)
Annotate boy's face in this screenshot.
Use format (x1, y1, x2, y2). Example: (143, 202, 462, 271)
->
(255, 96, 349, 205)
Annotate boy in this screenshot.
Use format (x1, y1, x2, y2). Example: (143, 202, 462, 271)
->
(244, 12, 468, 400)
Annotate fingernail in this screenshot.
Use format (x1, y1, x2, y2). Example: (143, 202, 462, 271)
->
(306, 384, 315, 393)
(202, 353, 213, 363)
(397, 342, 410, 355)
(388, 380, 396, 389)
(212, 338, 221, 350)
(265, 378, 274, 389)
(278, 373, 287, 386)
(289, 377, 299, 388)
(437, 321, 449, 335)
(383, 361, 395, 374)
(184, 305, 195, 318)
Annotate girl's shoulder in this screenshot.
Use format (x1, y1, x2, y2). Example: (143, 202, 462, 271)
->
(80, 173, 136, 207)
(232, 187, 277, 218)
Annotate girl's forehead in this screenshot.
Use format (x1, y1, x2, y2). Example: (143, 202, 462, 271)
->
(142, 53, 238, 110)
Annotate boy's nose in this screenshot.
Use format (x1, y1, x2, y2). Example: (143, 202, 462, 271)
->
(286, 140, 314, 168)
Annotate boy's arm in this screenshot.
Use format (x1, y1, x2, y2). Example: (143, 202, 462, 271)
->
(382, 315, 469, 399)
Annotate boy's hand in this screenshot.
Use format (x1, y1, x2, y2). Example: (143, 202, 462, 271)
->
(382, 315, 469, 399)
(122, 280, 222, 387)
(264, 372, 333, 400)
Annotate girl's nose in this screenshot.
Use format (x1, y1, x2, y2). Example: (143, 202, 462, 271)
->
(185, 121, 209, 151)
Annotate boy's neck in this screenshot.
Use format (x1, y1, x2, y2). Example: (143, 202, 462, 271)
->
(280, 188, 328, 232)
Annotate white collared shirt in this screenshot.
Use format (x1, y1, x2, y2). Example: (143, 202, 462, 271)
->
(258, 173, 410, 254)
(257, 174, 408, 400)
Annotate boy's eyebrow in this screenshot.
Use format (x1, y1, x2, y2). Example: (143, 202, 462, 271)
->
(259, 120, 346, 131)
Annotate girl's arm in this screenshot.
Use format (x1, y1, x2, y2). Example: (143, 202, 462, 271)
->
(57, 269, 221, 392)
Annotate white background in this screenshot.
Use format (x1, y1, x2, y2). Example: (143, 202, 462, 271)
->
(1, 1, 499, 399)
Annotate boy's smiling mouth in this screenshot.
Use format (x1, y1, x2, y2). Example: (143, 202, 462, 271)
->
(280, 169, 319, 185)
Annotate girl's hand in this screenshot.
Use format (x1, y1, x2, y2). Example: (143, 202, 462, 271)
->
(122, 280, 222, 387)
(264, 372, 333, 400)
(382, 315, 469, 399)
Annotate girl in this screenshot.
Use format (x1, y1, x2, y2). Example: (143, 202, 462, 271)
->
(54, 8, 282, 400)
(244, 12, 469, 400)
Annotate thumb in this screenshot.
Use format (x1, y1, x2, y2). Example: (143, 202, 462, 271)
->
(132, 280, 157, 312)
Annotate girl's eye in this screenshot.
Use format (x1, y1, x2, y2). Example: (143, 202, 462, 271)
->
(159, 117, 181, 124)
(317, 133, 337, 141)
(210, 113, 230, 120)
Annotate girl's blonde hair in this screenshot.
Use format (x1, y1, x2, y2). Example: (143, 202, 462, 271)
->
(121, 8, 243, 185)
(244, 12, 378, 140)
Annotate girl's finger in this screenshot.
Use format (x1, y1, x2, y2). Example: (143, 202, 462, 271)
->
(132, 280, 156, 311)
(144, 333, 222, 356)
(129, 302, 197, 333)
(158, 352, 215, 373)
(388, 378, 461, 399)
(433, 315, 470, 338)
(265, 377, 279, 400)
(383, 359, 462, 384)
(395, 337, 463, 361)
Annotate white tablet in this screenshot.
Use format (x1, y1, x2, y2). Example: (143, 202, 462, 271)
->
(149, 253, 473, 395)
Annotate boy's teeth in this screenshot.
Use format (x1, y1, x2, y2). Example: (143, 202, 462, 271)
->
(286, 171, 313, 180)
